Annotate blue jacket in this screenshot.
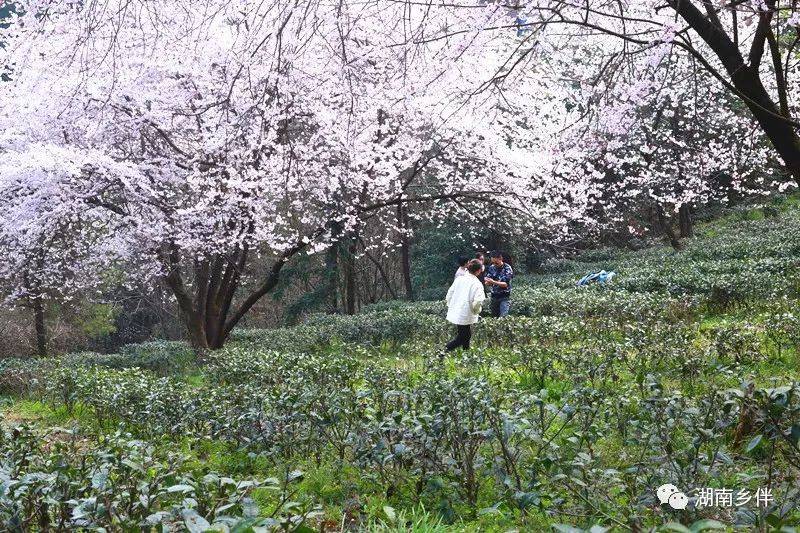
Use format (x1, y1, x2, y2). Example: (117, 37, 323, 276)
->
(486, 263, 513, 298)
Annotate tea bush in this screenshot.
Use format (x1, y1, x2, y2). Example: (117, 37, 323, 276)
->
(0, 344, 193, 398)
(118, 340, 194, 374)
(534, 206, 800, 308)
(0, 426, 318, 531)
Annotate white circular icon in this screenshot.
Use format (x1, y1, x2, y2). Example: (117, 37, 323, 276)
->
(668, 492, 689, 510)
(656, 484, 680, 504)
(657, 484, 688, 509)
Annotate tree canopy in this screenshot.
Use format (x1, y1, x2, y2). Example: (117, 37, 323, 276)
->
(0, 0, 797, 348)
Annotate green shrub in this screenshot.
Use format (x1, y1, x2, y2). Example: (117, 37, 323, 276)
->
(0, 426, 317, 531)
(118, 340, 194, 375)
(0, 358, 53, 396)
(9, 200, 800, 531)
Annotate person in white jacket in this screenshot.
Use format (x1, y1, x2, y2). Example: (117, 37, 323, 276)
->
(444, 259, 486, 352)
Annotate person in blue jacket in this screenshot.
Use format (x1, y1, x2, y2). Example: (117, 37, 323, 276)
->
(484, 250, 514, 317)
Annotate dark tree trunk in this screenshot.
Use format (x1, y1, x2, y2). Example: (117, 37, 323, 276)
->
(344, 237, 357, 315)
(679, 204, 693, 238)
(324, 220, 343, 314)
(161, 240, 301, 356)
(185, 311, 210, 354)
(22, 270, 48, 357)
(397, 203, 414, 300)
(324, 242, 339, 313)
(729, 72, 800, 184)
(654, 205, 683, 251)
(32, 297, 47, 357)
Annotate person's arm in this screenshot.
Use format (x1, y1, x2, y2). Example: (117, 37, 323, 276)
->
(490, 266, 512, 288)
(484, 270, 508, 288)
(446, 283, 455, 305)
(470, 283, 484, 313)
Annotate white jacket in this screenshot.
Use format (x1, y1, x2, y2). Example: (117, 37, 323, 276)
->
(445, 274, 485, 325)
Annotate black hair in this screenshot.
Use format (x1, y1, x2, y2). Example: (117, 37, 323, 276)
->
(490, 250, 504, 259)
(457, 256, 469, 267)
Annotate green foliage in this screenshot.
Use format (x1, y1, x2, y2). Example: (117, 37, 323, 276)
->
(0, 358, 51, 396)
(118, 340, 194, 375)
(270, 251, 331, 323)
(0, 341, 193, 398)
(5, 203, 800, 530)
(21, 316, 800, 530)
(367, 505, 448, 532)
(0, 426, 318, 531)
(410, 222, 475, 298)
(229, 309, 446, 351)
(75, 303, 118, 339)
(534, 207, 800, 309)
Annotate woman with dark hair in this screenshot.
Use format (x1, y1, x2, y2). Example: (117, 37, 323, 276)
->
(444, 259, 486, 353)
(454, 256, 469, 278)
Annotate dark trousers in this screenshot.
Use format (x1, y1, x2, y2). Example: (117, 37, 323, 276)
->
(490, 297, 511, 317)
(446, 324, 472, 351)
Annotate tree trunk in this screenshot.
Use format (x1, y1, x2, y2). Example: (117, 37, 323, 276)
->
(731, 73, 800, 184)
(397, 203, 414, 300)
(32, 297, 47, 357)
(344, 237, 357, 315)
(679, 204, 693, 238)
(22, 270, 48, 357)
(162, 242, 296, 355)
(325, 243, 339, 313)
(655, 205, 683, 251)
(324, 230, 340, 313)
(184, 312, 210, 354)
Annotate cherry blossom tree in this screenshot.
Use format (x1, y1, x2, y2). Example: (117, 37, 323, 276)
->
(553, 47, 779, 247)
(0, 0, 560, 351)
(0, 145, 134, 354)
(475, 0, 800, 184)
(3, 0, 789, 354)
(400, 0, 796, 244)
